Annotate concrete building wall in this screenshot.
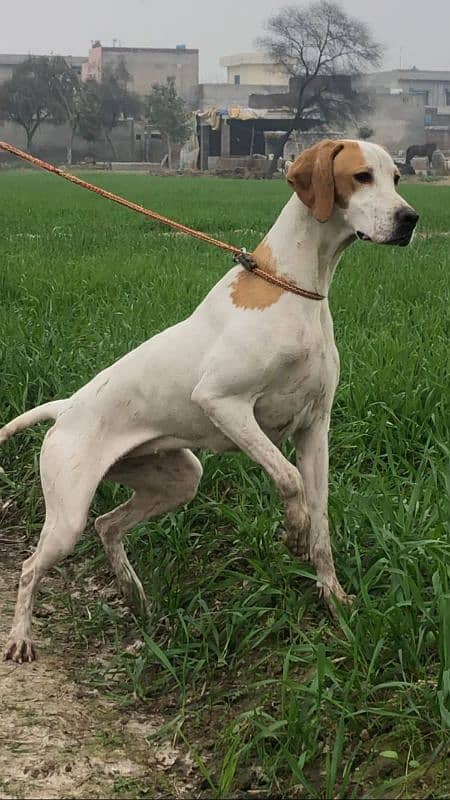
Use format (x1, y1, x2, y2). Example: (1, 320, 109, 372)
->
(397, 78, 450, 107)
(198, 82, 288, 110)
(82, 45, 199, 107)
(0, 118, 137, 162)
(219, 53, 289, 86)
(365, 93, 426, 152)
(227, 63, 289, 86)
(81, 45, 102, 82)
(0, 55, 29, 85)
(425, 106, 450, 150)
(355, 69, 450, 151)
(405, 81, 449, 107)
(364, 69, 450, 107)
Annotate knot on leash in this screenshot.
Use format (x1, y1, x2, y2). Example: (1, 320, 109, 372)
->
(233, 248, 256, 271)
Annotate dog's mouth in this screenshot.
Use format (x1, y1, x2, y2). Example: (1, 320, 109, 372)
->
(356, 231, 413, 247)
(383, 235, 413, 247)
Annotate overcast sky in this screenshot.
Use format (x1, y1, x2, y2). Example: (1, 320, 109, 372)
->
(2, 0, 450, 81)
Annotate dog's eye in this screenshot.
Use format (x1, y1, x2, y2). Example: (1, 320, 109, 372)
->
(354, 171, 373, 184)
(394, 174, 400, 186)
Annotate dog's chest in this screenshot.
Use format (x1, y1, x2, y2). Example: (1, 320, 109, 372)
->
(254, 347, 337, 439)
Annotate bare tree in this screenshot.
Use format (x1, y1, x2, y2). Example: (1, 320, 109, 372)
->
(257, 1, 382, 175)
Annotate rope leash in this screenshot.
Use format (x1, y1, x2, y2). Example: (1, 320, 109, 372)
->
(0, 141, 324, 302)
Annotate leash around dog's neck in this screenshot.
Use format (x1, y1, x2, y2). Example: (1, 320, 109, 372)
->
(0, 140, 324, 302)
(234, 249, 324, 300)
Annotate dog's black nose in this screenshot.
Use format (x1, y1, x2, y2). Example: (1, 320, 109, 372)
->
(395, 207, 419, 228)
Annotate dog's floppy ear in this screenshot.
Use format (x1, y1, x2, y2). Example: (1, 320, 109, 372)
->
(286, 140, 344, 223)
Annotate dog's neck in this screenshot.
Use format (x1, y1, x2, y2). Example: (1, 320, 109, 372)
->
(259, 194, 355, 298)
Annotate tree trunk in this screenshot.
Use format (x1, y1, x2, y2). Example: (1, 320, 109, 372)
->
(167, 136, 172, 169)
(26, 129, 33, 153)
(23, 117, 44, 153)
(67, 128, 76, 165)
(105, 130, 117, 161)
(266, 127, 294, 178)
(249, 122, 256, 157)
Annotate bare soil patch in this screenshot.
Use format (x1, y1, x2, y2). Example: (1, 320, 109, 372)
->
(0, 560, 197, 799)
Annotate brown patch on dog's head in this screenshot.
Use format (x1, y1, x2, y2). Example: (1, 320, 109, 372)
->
(287, 139, 369, 220)
(230, 238, 284, 311)
(332, 141, 372, 209)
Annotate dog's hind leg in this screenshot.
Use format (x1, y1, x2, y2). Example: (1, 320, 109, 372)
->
(95, 449, 202, 613)
(3, 431, 102, 663)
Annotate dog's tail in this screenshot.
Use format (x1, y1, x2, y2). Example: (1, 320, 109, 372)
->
(0, 401, 66, 471)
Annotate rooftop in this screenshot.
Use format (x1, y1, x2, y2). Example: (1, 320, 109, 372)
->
(94, 45, 198, 55)
(372, 68, 450, 82)
(0, 53, 85, 65)
(220, 52, 281, 68)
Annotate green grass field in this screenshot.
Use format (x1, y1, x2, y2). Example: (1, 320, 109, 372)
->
(0, 171, 449, 798)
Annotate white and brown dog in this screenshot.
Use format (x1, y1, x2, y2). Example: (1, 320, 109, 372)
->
(1, 140, 418, 663)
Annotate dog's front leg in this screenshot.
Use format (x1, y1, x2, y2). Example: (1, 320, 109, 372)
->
(192, 385, 310, 544)
(294, 422, 354, 611)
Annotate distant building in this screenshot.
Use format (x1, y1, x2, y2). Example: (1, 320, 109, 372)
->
(196, 75, 334, 170)
(81, 43, 199, 107)
(0, 53, 85, 85)
(197, 82, 288, 112)
(361, 69, 450, 152)
(365, 69, 450, 107)
(219, 53, 289, 87)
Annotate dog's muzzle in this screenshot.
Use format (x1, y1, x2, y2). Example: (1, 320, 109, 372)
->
(385, 207, 420, 247)
(357, 207, 419, 247)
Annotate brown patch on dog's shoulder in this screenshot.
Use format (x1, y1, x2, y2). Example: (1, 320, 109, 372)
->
(333, 141, 369, 209)
(230, 238, 284, 310)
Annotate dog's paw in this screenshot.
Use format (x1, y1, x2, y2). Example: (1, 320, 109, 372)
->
(117, 570, 150, 619)
(282, 508, 311, 560)
(319, 581, 356, 617)
(3, 637, 37, 663)
(282, 527, 310, 560)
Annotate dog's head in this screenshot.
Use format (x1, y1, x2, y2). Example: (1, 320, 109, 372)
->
(287, 139, 419, 246)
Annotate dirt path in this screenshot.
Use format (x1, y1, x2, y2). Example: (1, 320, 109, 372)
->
(0, 563, 196, 799)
